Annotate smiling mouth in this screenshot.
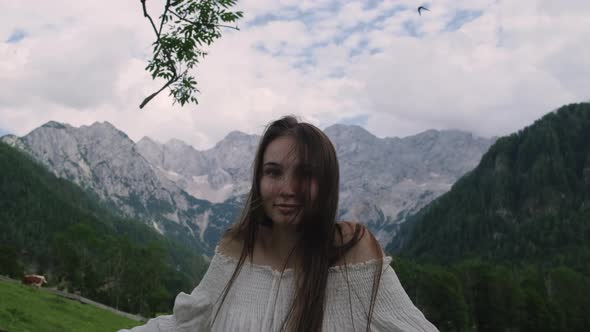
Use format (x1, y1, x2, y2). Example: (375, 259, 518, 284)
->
(275, 205, 301, 214)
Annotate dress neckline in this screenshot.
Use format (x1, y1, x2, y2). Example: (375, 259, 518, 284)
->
(214, 246, 392, 277)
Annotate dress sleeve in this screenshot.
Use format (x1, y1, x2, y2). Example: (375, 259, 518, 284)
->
(117, 290, 212, 332)
(118, 251, 231, 332)
(371, 265, 439, 332)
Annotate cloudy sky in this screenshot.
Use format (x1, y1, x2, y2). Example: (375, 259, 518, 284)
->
(1, 0, 589, 149)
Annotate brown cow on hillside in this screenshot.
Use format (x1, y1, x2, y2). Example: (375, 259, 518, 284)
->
(22, 274, 47, 287)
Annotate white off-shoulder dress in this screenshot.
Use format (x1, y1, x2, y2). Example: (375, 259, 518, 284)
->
(120, 247, 439, 332)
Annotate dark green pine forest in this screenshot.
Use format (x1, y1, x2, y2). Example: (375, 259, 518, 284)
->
(387, 102, 590, 331)
(0, 143, 209, 317)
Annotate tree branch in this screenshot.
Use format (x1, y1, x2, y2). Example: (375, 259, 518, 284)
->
(140, 0, 159, 38)
(139, 0, 242, 108)
(158, 0, 171, 37)
(143, 0, 171, 64)
(139, 76, 179, 109)
(169, 10, 240, 30)
(140, 0, 181, 109)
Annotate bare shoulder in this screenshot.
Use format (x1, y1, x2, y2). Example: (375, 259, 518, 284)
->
(334, 221, 385, 265)
(217, 231, 243, 259)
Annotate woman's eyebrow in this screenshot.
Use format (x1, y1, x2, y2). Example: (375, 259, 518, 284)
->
(263, 161, 281, 167)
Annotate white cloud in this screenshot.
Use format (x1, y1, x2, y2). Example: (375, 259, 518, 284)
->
(0, 0, 588, 149)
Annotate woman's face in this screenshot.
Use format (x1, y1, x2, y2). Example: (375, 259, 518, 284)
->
(260, 136, 318, 226)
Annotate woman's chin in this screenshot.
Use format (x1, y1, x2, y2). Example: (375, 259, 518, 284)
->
(269, 214, 301, 226)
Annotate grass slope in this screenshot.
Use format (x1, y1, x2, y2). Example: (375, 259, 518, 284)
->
(0, 279, 142, 332)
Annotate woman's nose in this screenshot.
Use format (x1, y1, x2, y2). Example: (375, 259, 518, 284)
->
(278, 174, 298, 196)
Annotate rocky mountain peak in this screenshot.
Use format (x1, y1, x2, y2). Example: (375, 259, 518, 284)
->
(40, 121, 69, 130)
(137, 136, 161, 148)
(82, 121, 131, 141)
(165, 138, 191, 149)
(324, 124, 378, 143)
(225, 130, 252, 141)
(136, 137, 164, 166)
(213, 131, 258, 150)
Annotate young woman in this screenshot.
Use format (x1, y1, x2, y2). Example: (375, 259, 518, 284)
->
(122, 116, 438, 331)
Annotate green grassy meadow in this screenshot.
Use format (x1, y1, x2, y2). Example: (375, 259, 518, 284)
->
(0, 279, 142, 332)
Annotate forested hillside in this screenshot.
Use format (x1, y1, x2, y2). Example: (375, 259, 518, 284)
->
(397, 102, 590, 269)
(0, 143, 209, 317)
(387, 103, 590, 332)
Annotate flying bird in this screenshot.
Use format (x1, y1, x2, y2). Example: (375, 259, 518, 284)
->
(417, 6, 430, 16)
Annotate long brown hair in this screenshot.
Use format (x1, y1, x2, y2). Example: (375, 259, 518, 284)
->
(212, 116, 383, 331)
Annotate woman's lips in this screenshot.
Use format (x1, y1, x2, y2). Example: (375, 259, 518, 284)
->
(275, 204, 301, 214)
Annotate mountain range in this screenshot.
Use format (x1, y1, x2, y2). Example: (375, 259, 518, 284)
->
(1, 121, 494, 254)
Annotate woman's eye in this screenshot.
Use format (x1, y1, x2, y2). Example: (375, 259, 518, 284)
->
(264, 169, 281, 177)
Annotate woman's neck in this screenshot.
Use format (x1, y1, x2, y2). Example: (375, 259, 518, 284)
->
(256, 224, 300, 270)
